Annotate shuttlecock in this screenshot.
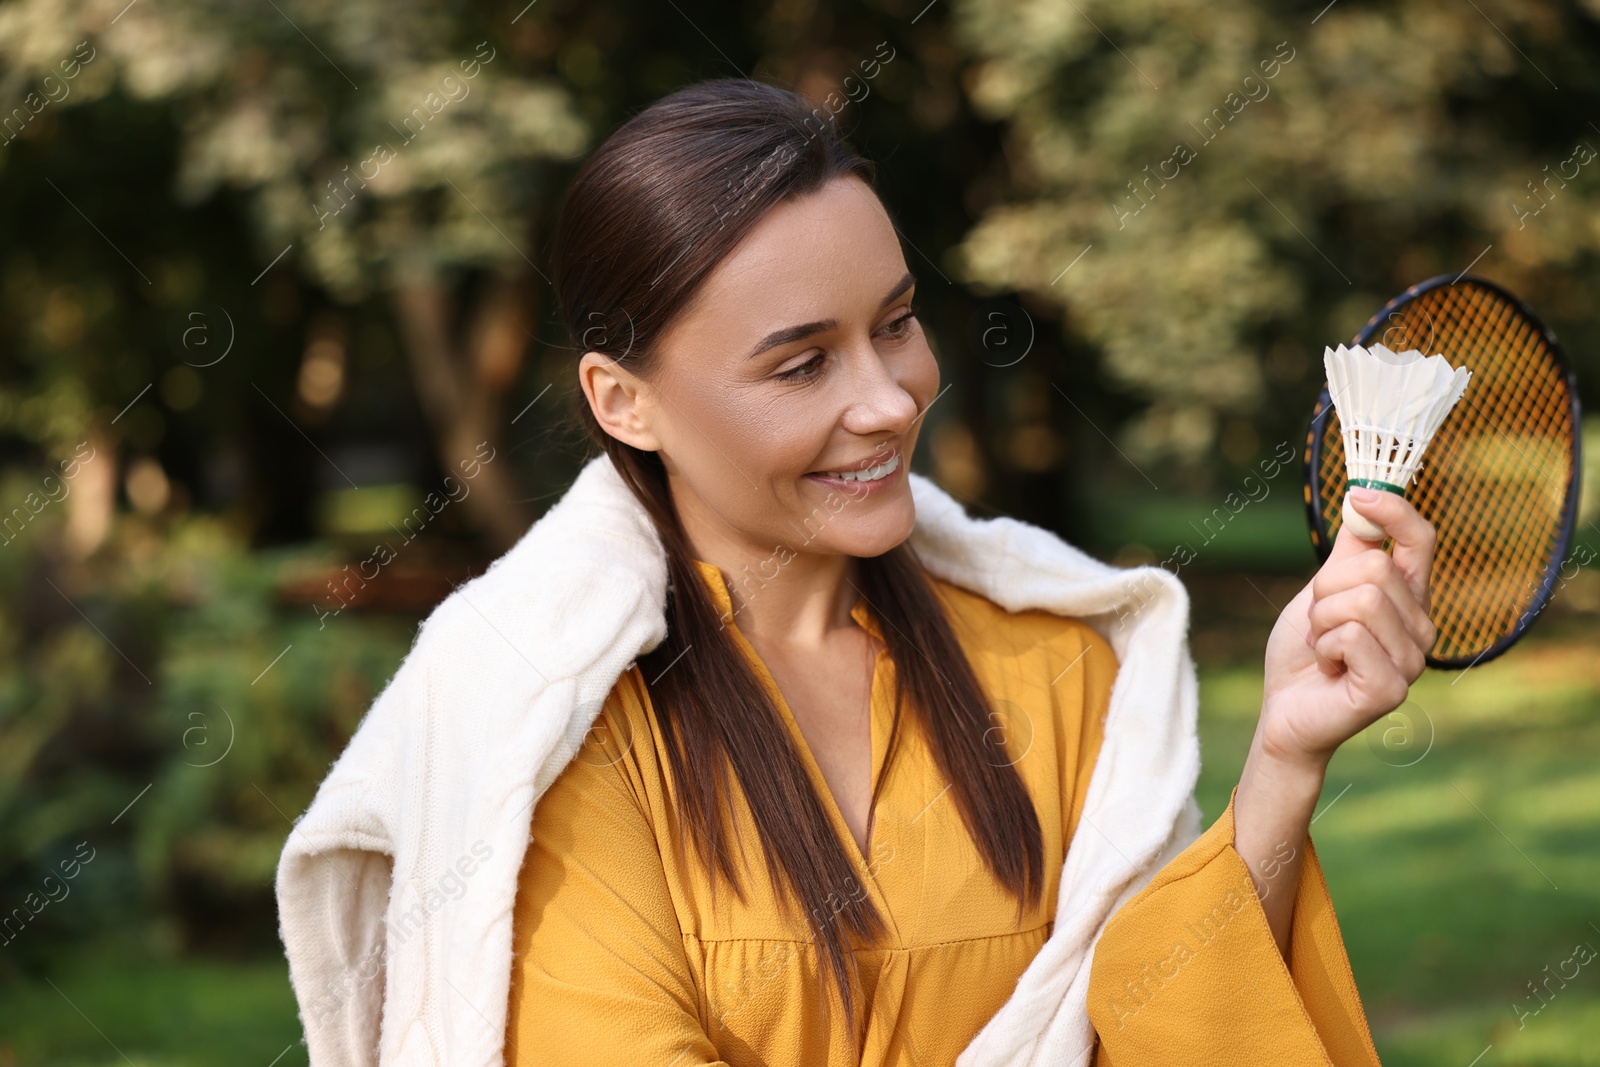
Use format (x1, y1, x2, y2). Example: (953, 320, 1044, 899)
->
(1323, 341, 1472, 541)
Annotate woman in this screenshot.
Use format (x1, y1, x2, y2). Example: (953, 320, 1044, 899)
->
(275, 74, 1435, 1067)
(497, 78, 1436, 1065)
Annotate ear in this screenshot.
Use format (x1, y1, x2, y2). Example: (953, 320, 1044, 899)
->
(578, 351, 661, 452)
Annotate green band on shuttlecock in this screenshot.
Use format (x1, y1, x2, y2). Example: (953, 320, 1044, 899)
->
(1347, 478, 1406, 495)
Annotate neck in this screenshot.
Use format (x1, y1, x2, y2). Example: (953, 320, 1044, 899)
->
(686, 532, 862, 651)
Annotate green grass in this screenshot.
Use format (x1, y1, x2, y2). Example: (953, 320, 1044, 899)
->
(0, 951, 303, 1066)
(3, 632, 1598, 1065)
(1086, 478, 1318, 570)
(1196, 635, 1600, 1067)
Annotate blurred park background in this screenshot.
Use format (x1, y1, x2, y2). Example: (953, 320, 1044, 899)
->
(2, 0, 1600, 1063)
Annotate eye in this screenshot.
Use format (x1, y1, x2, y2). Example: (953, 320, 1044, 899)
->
(879, 304, 921, 341)
(776, 352, 827, 383)
(774, 305, 920, 384)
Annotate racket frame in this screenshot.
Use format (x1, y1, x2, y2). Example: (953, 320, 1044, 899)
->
(1302, 272, 1584, 670)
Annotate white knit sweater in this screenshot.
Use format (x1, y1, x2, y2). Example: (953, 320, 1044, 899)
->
(275, 452, 1204, 1066)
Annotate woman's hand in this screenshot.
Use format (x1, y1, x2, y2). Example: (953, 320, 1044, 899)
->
(1233, 487, 1438, 962)
(1258, 487, 1439, 770)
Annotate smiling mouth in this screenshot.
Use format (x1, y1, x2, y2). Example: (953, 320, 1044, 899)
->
(809, 452, 901, 483)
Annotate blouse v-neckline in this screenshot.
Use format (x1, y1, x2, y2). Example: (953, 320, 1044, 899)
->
(689, 558, 897, 900)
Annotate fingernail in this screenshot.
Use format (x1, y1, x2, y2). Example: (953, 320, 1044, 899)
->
(1351, 488, 1380, 502)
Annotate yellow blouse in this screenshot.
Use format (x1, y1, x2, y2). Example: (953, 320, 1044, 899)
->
(506, 559, 1380, 1066)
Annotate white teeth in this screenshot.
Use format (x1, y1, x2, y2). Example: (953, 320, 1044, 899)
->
(821, 454, 900, 482)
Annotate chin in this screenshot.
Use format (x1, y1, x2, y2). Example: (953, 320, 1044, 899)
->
(827, 499, 917, 558)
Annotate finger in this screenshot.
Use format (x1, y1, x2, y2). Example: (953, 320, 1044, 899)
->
(1324, 495, 1390, 566)
(1335, 488, 1438, 613)
(1309, 586, 1429, 683)
(1311, 552, 1437, 652)
(1286, 581, 1355, 679)
(1286, 586, 1350, 679)
(1318, 489, 1395, 566)
(1314, 620, 1412, 719)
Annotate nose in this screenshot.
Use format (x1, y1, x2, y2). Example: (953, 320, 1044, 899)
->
(838, 345, 925, 438)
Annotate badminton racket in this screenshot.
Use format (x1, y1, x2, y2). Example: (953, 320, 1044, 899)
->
(1303, 273, 1583, 670)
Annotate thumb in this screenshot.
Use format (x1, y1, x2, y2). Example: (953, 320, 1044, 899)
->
(1329, 486, 1436, 614)
(1327, 490, 1388, 565)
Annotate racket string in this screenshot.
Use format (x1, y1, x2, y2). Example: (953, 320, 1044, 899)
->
(1315, 280, 1576, 665)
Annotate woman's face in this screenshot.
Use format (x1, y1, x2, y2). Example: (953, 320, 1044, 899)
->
(582, 174, 939, 565)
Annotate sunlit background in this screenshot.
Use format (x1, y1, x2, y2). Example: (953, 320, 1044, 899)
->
(2, 0, 1599, 1063)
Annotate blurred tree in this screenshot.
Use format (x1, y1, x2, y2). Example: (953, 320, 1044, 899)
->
(133, 2, 586, 548)
(1, 0, 1064, 546)
(951, 0, 1600, 478)
(3, 0, 599, 549)
(0, 0, 1063, 960)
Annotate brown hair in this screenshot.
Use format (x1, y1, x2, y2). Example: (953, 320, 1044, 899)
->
(549, 77, 1044, 1032)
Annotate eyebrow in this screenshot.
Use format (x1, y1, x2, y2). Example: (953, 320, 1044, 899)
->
(744, 271, 917, 361)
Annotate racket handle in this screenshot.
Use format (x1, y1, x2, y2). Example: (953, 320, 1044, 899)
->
(1340, 491, 1387, 541)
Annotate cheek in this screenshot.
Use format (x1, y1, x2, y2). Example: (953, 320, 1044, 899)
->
(662, 384, 827, 508)
(689, 387, 818, 472)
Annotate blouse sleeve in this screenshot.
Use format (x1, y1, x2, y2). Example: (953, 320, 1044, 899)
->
(1085, 785, 1381, 1066)
(505, 699, 731, 1067)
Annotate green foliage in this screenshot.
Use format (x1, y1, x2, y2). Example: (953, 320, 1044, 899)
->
(1, 0, 591, 300)
(951, 0, 1600, 469)
(0, 500, 414, 977)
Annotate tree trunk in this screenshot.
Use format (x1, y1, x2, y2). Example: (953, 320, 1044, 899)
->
(388, 265, 534, 553)
(65, 425, 116, 558)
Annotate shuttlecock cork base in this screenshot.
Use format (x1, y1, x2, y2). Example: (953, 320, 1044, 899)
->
(1323, 341, 1472, 542)
(1341, 488, 1396, 543)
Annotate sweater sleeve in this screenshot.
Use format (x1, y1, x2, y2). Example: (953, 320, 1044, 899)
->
(504, 700, 730, 1067)
(275, 652, 421, 1067)
(1085, 786, 1381, 1066)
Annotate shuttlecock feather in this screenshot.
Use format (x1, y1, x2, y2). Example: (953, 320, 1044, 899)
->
(1323, 341, 1472, 541)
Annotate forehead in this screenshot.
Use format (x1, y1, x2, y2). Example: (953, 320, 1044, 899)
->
(662, 176, 907, 355)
